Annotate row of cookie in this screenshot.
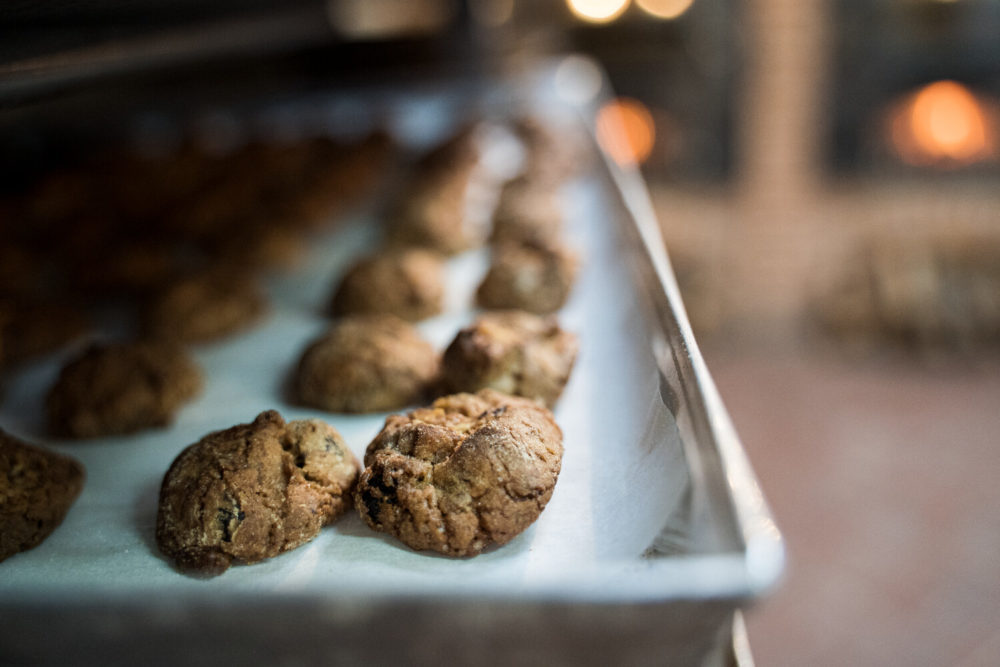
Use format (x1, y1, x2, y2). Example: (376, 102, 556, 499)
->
(0, 117, 572, 373)
(41, 307, 577, 439)
(295, 310, 577, 414)
(10, 116, 581, 435)
(329, 116, 581, 324)
(1, 385, 564, 569)
(157, 389, 563, 575)
(4, 133, 392, 292)
(0, 132, 391, 372)
(331, 194, 577, 321)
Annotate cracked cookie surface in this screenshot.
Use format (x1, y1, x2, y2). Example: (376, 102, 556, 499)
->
(441, 311, 578, 408)
(356, 389, 563, 557)
(156, 410, 359, 576)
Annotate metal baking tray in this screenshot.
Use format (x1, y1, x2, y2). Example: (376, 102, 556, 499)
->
(0, 58, 782, 666)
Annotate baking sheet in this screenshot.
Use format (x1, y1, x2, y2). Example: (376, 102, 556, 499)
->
(0, 67, 782, 667)
(0, 118, 700, 608)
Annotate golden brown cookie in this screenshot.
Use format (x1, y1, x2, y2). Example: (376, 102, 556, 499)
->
(46, 340, 203, 438)
(490, 177, 564, 247)
(385, 167, 480, 255)
(295, 315, 439, 413)
(1, 429, 85, 562)
(73, 239, 180, 297)
(356, 389, 563, 557)
(280, 132, 394, 229)
(384, 125, 485, 255)
(330, 248, 445, 322)
(476, 239, 579, 314)
(0, 297, 90, 369)
(208, 220, 306, 271)
(156, 410, 359, 576)
(142, 268, 268, 344)
(513, 114, 587, 184)
(441, 311, 578, 408)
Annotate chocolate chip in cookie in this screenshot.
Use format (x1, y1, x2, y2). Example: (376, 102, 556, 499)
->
(156, 410, 360, 576)
(441, 311, 578, 408)
(295, 315, 439, 413)
(356, 389, 563, 557)
(46, 340, 203, 438)
(1, 429, 85, 562)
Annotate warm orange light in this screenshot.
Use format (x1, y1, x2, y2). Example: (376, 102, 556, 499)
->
(566, 0, 630, 23)
(890, 80, 998, 167)
(596, 97, 656, 166)
(636, 0, 695, 20)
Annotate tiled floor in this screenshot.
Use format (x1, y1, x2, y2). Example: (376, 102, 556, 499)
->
(704, 347, 1000, 667)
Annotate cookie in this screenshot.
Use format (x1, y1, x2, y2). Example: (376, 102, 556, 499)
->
(295, 315, 439, 413)
(74, 239, 180, 297)
(513, 115, 586, 184)
(156, 410, 359, 576)
(385, 166, 480, 255)
(413, 123, 481, 175)
(441, 311, 578, 408)
(281, 132, 394, 229)
(355, 389, 563, 557)
(142, 268, 267, 344)
(384, 126, 485, 255)
(490, 177, 564, 246)
(46, 340, 203, 438)
(1, 429, 85, 562)
(476, 239, 579, 314)
(330, 248, 445, 322)
(0, 297, 90, 369)
(208, 220, 306, 271)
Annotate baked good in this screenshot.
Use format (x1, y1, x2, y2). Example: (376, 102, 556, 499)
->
(209, 220, 306, 271)
(476, 239, 578, 314)
(513, 114, 586, 184)
(355, 389, 563, 557)
(46, 340, 203, 438)
(489, 177, 564, 246)
(441, 311, 578, 408)
(74, 239, 179, 297)
(330, 248, 445, 322)
(156, 410, 359, 576)
(384, 125, 485, 255)
(281, 132, 394, 229)
(295, 315, 439, 413)
(385, 167, 481, 255)
(1, 429, 85, 562)
(142, 268, 268, 344)
(0, 297, 90, 368)
(413, 123, 481, 175)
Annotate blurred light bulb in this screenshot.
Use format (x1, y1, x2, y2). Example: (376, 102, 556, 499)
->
(636, 0, 695, 19)
(566, 0, 630, 23)
(889, 80, 997, 167)
(596, 97, 656, 166)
